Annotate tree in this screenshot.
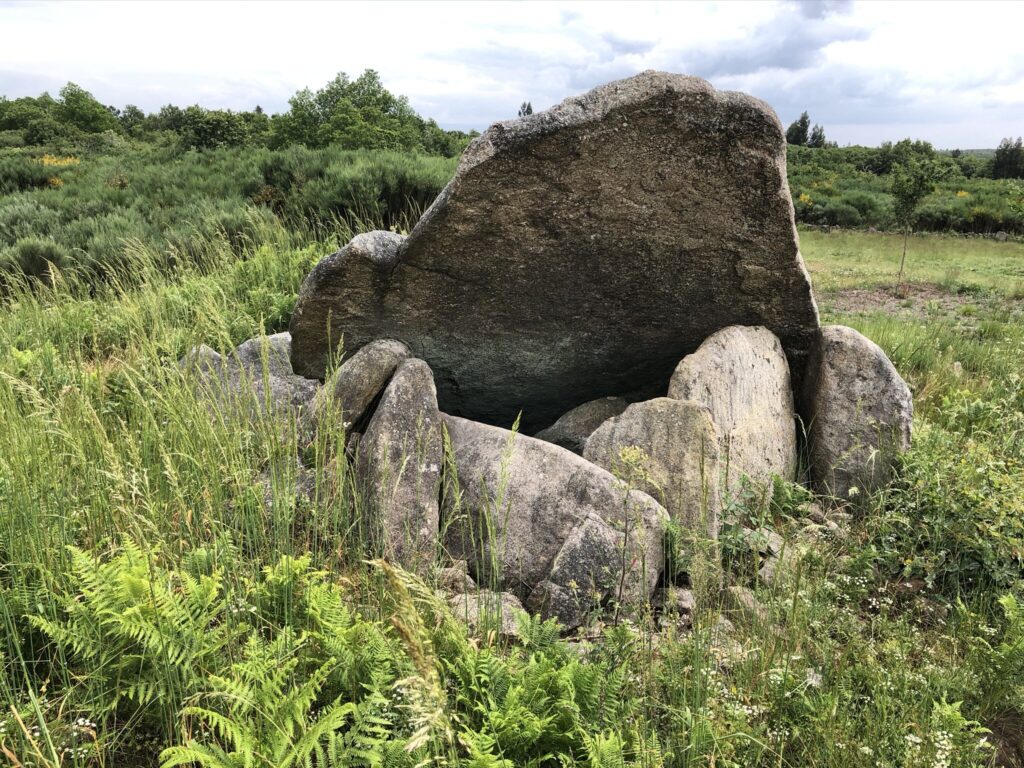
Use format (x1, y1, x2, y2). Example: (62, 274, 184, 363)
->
(807, 123, 827, 148)
(55, 82, 120, 134)
(992, 136, 1024, 179)
(892, 155, 937, 285)
(518, 101, 533, 117)
(119, 104, 146, 137)
(269, 69, 427, 151)
(786, 111, 810, 146)
(178, 106, 249, 149)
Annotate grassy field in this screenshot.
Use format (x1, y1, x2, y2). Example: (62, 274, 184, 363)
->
(1, 222, 1022, 767)
(801, 228, 1024, 295)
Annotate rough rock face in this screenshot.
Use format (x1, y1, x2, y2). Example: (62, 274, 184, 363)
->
(804, 325, 913, 501)
(584, 398, 721, 541)
(442, 415, 668, 629)
(358, 358, 443, 573)
(534, 396, 629, 454)
(181, 333, 318, 415)
(448, 590, 525, 641)
(313, 339, 410, 432)
(290, 70, 819, 431)
(234, 332, 296, 380)
(668, 325, 797, 494)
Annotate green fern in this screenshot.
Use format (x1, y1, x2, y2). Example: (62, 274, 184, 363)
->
(29, 540, 239, 723)
(159, 631, 397, 768)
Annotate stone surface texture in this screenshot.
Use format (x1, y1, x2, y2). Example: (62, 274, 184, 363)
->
(534, 396, 629, 453)
(442, 415, 668, 629)
(448, 590, 526, 640)
(358, 358, 443, 573)
(181, 333, 318, 415)
(804, 325, 913, 501)
(290, 70, 819, 431)
(313, 338, 410, 432)
(668, 325, 797, 493)
(584, 398, 721, 541)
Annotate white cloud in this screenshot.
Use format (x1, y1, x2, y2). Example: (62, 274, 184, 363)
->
(0, 0, 1021, 147)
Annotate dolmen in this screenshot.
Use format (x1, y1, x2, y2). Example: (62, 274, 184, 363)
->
(186, 72, 913, 629)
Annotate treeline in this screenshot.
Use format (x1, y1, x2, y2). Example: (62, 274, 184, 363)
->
(788, 139, 1024, 234)
(0, 70, 476, 157)
(787, 112, 1024, 181)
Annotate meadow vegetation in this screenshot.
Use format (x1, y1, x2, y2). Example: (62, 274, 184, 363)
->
(1, 74, 1023, 768)
(0, 207, 1022, 766)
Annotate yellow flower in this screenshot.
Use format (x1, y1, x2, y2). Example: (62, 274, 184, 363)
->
(48, 176, 64, 188)
(798, 192, 813, 206)
(39, 154, 80, 167)
(956, 190, 970, 198)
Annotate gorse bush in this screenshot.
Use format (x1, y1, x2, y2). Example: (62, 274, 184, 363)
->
(789, 143, 1024, 234)
(0, 144, 456, 286)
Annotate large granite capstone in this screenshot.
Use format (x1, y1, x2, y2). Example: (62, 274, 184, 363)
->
(290, 70, 820, 431)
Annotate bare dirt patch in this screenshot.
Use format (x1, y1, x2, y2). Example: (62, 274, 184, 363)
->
(821, 282, 1013, 319)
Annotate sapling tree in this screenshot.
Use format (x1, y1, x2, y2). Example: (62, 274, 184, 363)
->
(892, 155, 937, 286)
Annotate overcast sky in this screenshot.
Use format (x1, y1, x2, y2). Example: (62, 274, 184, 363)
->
(1, 0, 1021, 148)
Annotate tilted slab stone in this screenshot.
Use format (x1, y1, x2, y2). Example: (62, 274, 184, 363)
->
(584, 398, 721, 541)
(313, 338, 410, 433)
(534, 396, 629, 454)
(804, 325, 913, 502)
(290, 71, 820, 431)
(441, 415, 668, 628)
(668, 325, 797, 495)
(358, 358, 443, 573)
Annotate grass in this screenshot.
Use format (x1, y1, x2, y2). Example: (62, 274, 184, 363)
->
(1, 214, 1022, 767)
(801, 227, 1024, 295)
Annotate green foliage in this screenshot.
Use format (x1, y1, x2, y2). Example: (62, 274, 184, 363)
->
(159, 634, 390, 768)
(0, 144, 455, 285)
(55, 82, 120, 135)
(268, 70, 471, 156)
(993, 136, 1024, 180)
(789, 139, 1024, 234)
(892, 156, 938, 229)
(0, 236, 68, 281)
(807, 123, 827, 149)
(786, 111, 810, 146)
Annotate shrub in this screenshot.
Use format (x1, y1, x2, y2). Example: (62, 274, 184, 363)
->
(0, 154, 54, 193)
(0, 236, 68, 280)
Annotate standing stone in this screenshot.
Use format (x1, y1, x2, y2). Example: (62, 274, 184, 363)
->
(804, 325, 913, 501)
(584, 398, 721, 541)
(290, 71, 819, 431)
(358, 358, 443, 573)
(442, 415, 668, 629)
(668, 325, 797, 495)
(313, 339, 410, 432)
(534, 396, 629, 454)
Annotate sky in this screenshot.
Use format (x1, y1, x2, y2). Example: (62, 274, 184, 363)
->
(1, 0, 1021, 149)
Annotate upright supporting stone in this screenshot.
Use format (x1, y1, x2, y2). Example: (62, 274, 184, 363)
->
(358, 358, 443, 573)
(669, 325, 797, 497)
(804, 325, 913, 503)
